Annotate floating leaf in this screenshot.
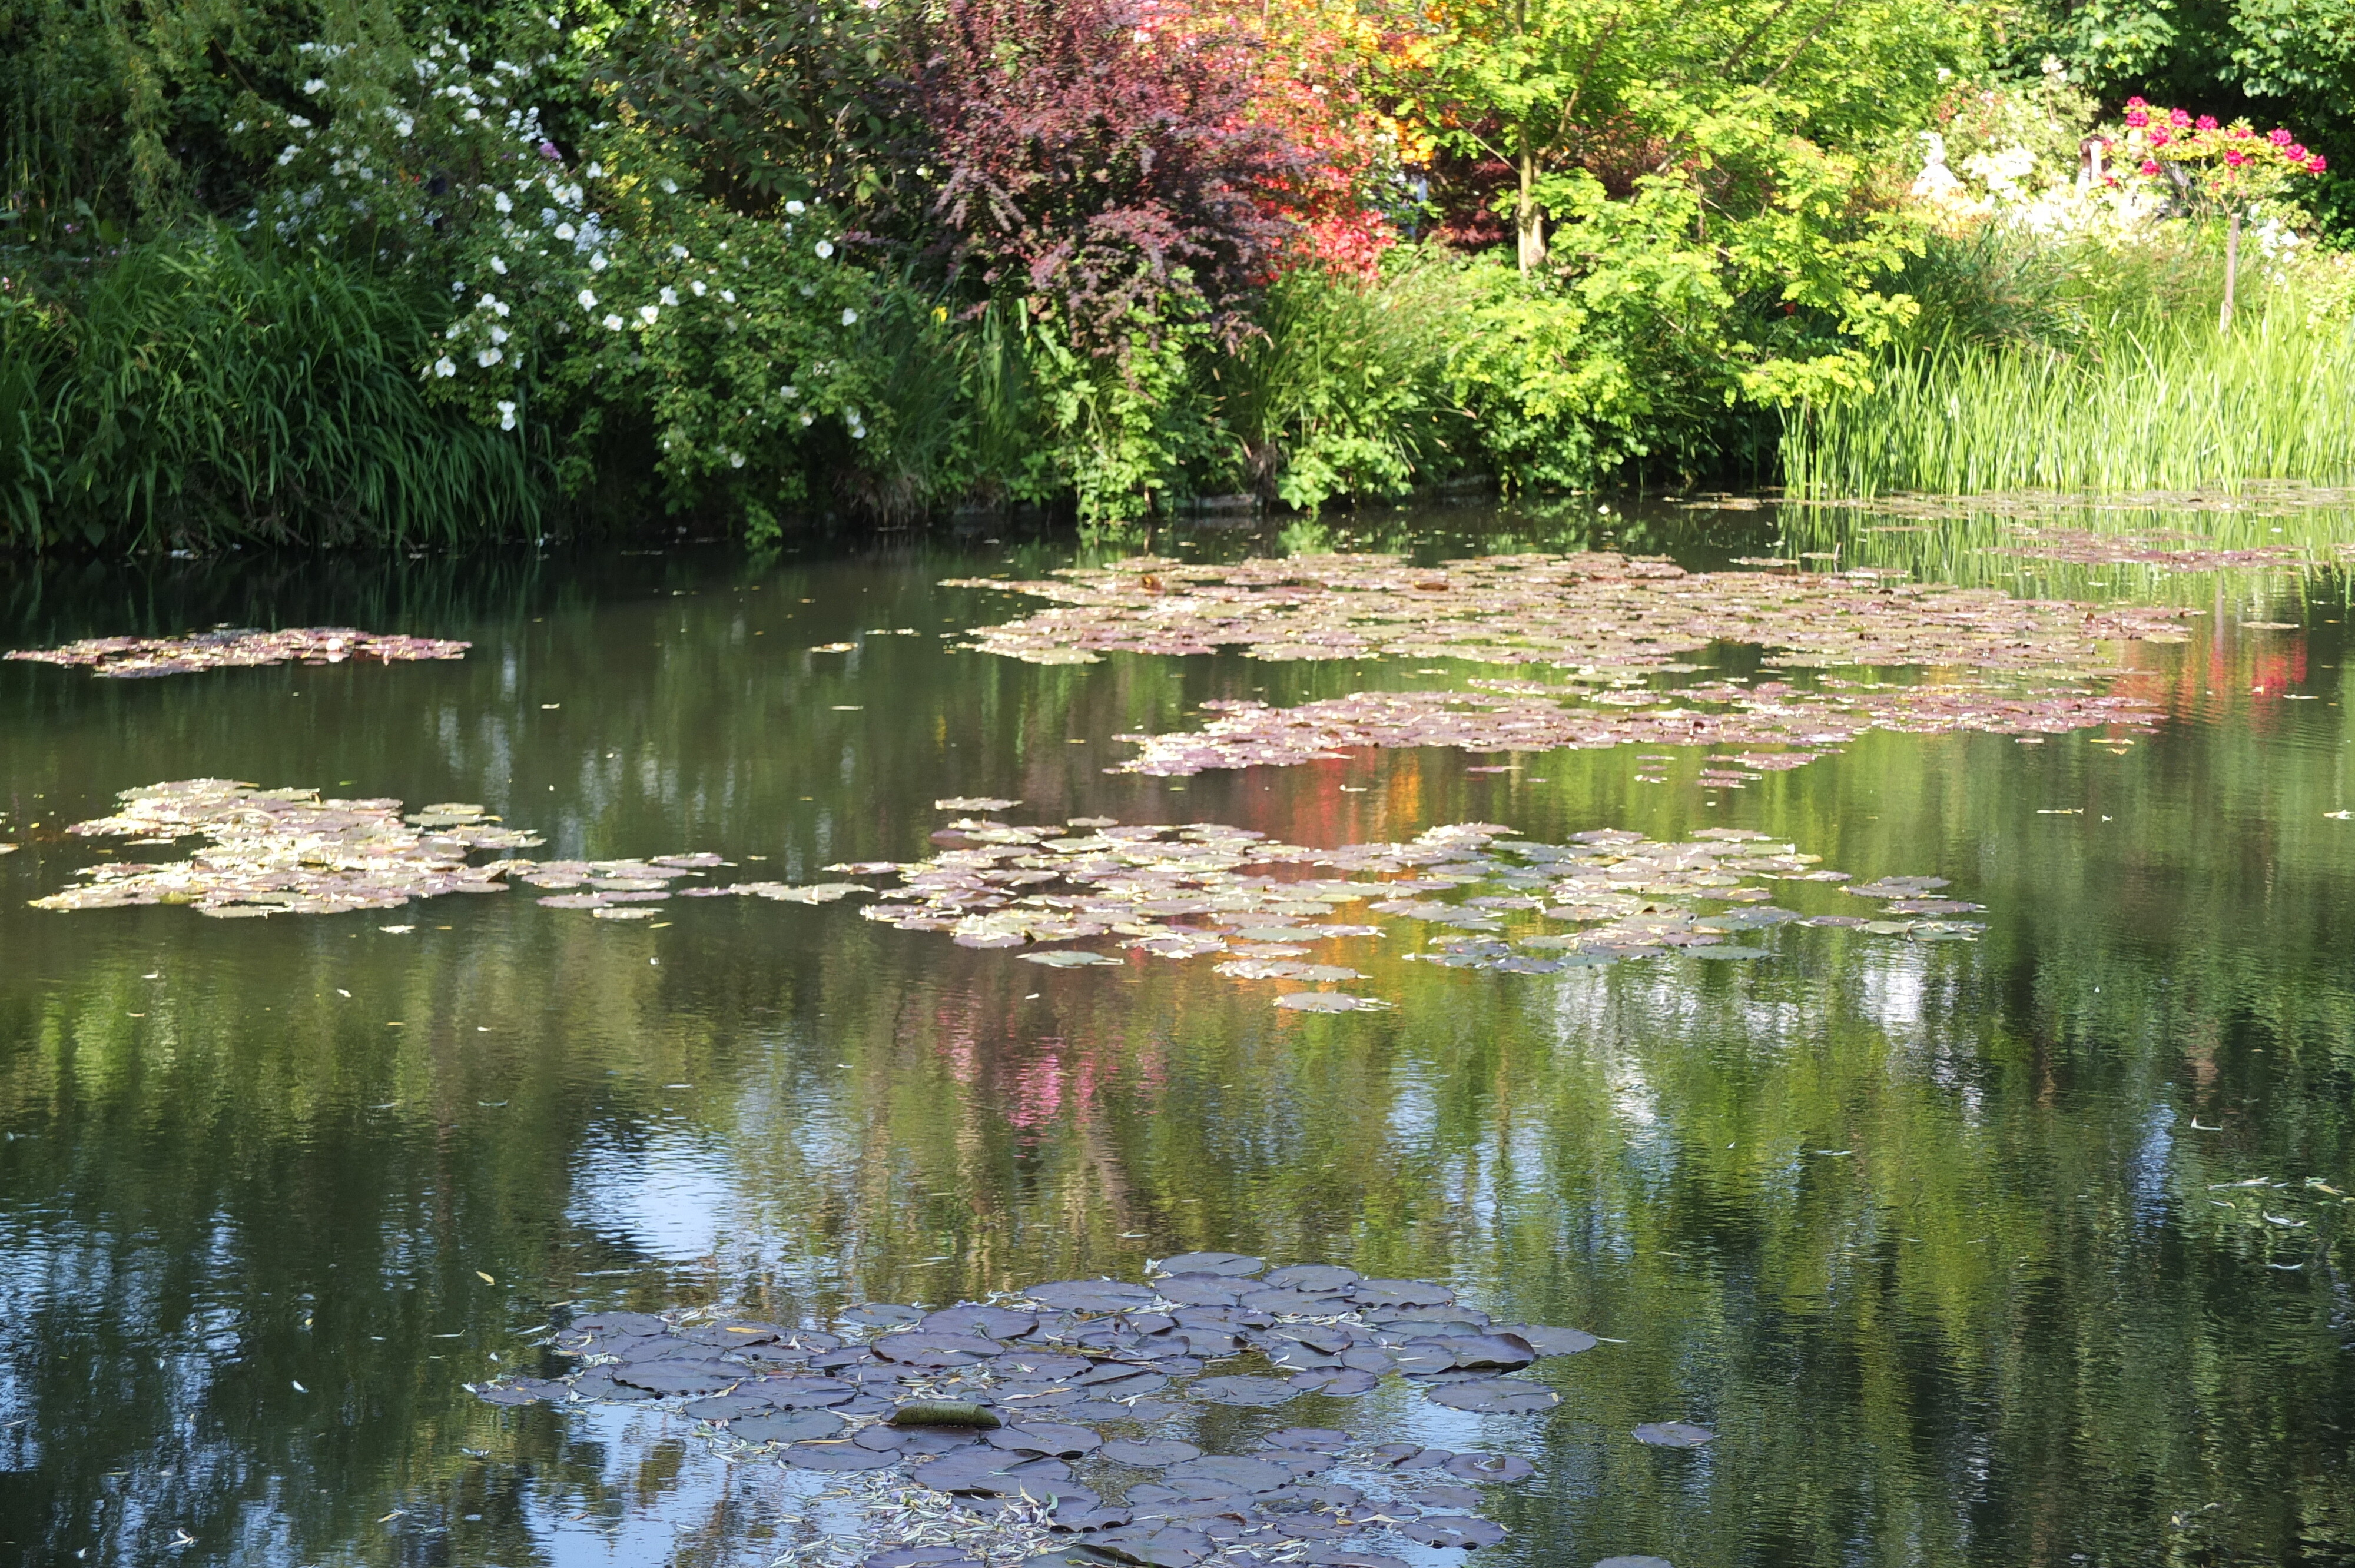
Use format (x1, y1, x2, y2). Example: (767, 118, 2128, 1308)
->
(1399, 1517, 1508, 1549)
(1425, 1378, 1560, 1414)
(1275, 992, 1388, 1012)
(1633, 1421, 1716, 1447)
(1021, 950, 1123, 967)
(1194, 1375, 1299, 1406)
(936, 798, 1021, 811)
(1152, 1251, 1265, 1277)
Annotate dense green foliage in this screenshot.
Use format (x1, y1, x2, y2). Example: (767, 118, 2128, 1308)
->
(0, 0, 2347, 547)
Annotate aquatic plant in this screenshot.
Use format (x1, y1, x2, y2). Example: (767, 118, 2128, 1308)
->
(469, 1256, 1663, 1567)
(4, 627, 468, 678)
(944, 551, 2198, 675)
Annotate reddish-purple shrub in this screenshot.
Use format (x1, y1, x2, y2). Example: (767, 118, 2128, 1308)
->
(911, 0, 1309, 347)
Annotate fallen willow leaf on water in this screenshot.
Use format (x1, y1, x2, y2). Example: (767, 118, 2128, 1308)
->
(1108, 681, 2158, 778)
(4, 627, 468, 679)
(944, 552, 2197, 676)
(470, 1260, 1594, 1567)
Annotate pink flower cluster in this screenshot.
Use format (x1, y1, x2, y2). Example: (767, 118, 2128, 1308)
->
(2121, 97, 2327, 176)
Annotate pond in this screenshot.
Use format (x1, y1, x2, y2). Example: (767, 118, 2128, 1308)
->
(3, 497, 2353, 1568)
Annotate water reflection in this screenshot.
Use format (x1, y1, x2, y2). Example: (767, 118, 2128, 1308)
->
(2, 502, 2353, 1566)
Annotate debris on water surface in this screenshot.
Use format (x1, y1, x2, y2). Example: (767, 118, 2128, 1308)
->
(942, 553, 2198, 675)
(471, 1260, 1599, 1565)
(4, 627, 469, 678)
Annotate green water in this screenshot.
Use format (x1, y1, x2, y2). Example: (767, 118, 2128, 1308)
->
(4, 504, 2355, 1567)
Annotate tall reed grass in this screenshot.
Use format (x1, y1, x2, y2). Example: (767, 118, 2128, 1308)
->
(1783, 311, 2355, 497)
(1, 234, 540, 552)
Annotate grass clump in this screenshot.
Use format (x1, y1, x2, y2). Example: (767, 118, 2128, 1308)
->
(1, 235, 539, 552)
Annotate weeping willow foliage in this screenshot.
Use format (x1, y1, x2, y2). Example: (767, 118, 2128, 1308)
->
(0, 235, 540, 552)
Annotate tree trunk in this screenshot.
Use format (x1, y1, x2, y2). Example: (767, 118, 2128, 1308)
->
(1515, 148, 1545, 274)
(2220, 208, 2241, 334)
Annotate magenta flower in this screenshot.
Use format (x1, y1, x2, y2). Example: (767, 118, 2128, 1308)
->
(2312, 154, 2330, 173)
(2196, 115, 2218, 130)
(2125, 106, 2150, 128)
(2270, 128, 2294, 145)
(2171, 109, 2192, 127)
(2224, 148, 2247, 166)
(2287, 144, 2307, 161)
(2139, 158, 2161, 176)
(2149, 129, 2170, 147)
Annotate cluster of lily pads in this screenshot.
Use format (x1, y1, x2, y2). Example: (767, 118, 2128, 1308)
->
(943, 553, 2195, 676)
(1109, 680, 2158, 778)
(471, 1256, 1697, 1568)
(28, 781, 541, 917)
(29, 789, 1985, 1009)
(1988, 527, 2313, 571)
(4, 627, 469, 679)
(822, 809, 1982, 1005)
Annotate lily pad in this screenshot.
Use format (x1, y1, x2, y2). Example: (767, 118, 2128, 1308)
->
(1275, 992, 1388, 1012)
(726, 1410, 847, 1444)
(782, 1441, 901, 1471)
(1152, 1251, 1265, 1278)
(1265, 1264, 1360, 1291)
(984, 1421, 1103, 1457)
(1425, 1378, 1560, 1414)
(1101, 1439, 1202, 1467)
(1193, 1375, 1299, 1407)
(1488, 1324, 1598, 1357)
(1444, 1452, 1537, 1483)
(1021, 949, 1123, 967)
(1633, 1421, 1716, 1447)
(1399, 1517, 1508, 1549)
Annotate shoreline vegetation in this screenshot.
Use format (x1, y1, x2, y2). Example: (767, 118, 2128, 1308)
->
(2, 0, 2350, 554)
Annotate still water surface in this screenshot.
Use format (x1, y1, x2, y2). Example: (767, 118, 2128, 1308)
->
(4, 503, 2354, 1567)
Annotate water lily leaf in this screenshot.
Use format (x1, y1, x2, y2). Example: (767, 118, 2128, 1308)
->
(612, 1361, 742, 1394)
(1287, 1368, 1379, 1395)
(1443, 1451, 1537, 1482)
(1487, 1324, 1598, 1357)
(1262, 1427, 1352, 1451)
(936, 798, 1021, 811)
(1275, 992, 1388, 1012)
(1425, 1378, 1560, 1414)
(985, 1421, 1103, 1457)
(1400, 1517, 1508, 1549)
(1194, 1375, 1299, 1406)
(1027, 1279, 1159, 1311)
(1101, 1439, 1202, 1467)
(1021, 950, 1122, 966)
(727, 1409, 847, 1443)
(1633, 1421, 1715, 1447)
(1151, 1251, 1264, 1277)
(1593, 1558, 1677, 1568)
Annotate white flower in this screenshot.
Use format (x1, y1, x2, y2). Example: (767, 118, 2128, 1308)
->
(288, 114, 312, 129)
(577, 288, 597, 309)
(603, 313, 623, 330)
(814, 240, 834, 258)
(638, 304, 659, 324)
(433, 356, 457, 377)
(395, 115, 414, 137)
(729, 450, 745, 467)
(476, 347, 503, 367)
(669, 244, 689, 259)
(661, 177, 678, 194)
(799, 411, 815, 426)
(303, 78, 326, 94)
(659, 287, 678, 306)
(585, 162, 603, 179)
(488, 325, 510, 345)
(840, 307, 858, 326)
(850, 424, 866, 439)
(445, 324, 463, 340)
(689, 280, 706, 297)
(463, 107, 482, 121)
(589, 251, 607, 271)
(785, 200, 806, 215)
(277, 147, 298, 167)
(781, 384, 798, 400)
(497, 401, 518, 430)
(719, 289, 735, 303)
(489, 255, 508, 274)
(554, 222, 576, 241)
